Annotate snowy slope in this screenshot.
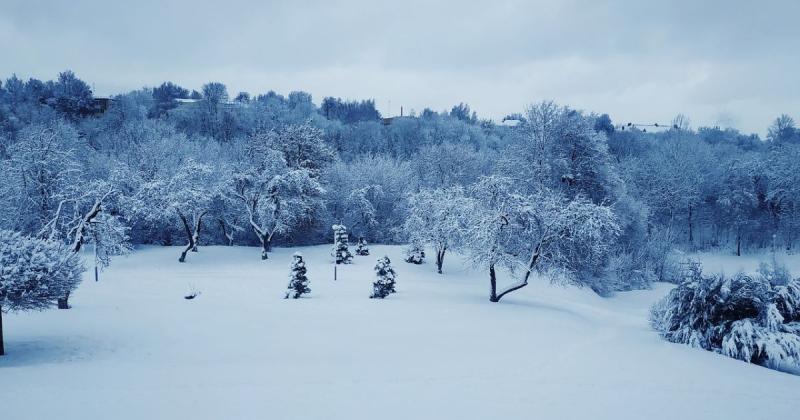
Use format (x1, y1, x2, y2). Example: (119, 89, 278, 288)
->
(1, 245, 799, 420)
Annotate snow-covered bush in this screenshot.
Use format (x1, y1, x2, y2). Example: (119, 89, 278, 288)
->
(651, 264, 800, 373)
(355, 237, 369, 256)
(285, 252, 310, 299)
(775, 279, 800, 323)
(0, 230, 85, 355)
(332, 224, 353, 264)
(757, 257, 793, 286)
(370, 256, 397, 299)
(404, 243, 425, 264)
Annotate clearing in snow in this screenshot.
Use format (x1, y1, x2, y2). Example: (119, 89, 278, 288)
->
(1, 245, 799, 420)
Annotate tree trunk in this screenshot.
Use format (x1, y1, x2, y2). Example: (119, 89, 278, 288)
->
(178, 211, 207, 262)
(58, 291, 70, 309)
(436, 248, 446, 274)
(58, 194, 107, 310)
(218, 218, 234, 246)
(491, 246, 541, 303)
(736, 227, 742, 257)
(190, 213, 205, 253)
(260, 234, 269, 260)
(688, 205, 694, 245)
(178, 211, 194, 263)
(178, 243, 193, 263)
(489, 264, 497, 302)
(0, 305, 4, 356)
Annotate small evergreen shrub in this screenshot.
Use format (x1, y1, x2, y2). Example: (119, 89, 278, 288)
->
(404, 243, 425, 264)
(285, 252, 310, 299)
(651, 262, 800, 374)
(355, 237, 370, 256)
(370, 256, 397, 299)
(332, 224, 353, 264)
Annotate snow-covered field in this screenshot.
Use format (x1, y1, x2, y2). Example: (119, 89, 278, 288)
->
(683, 249, 800, 277)
(1, 245, 799, 420)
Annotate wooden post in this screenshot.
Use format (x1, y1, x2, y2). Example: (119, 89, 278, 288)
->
(334, 265, 337, 281)
(94, 243, 99, 282)
(0, 305, 5, 356)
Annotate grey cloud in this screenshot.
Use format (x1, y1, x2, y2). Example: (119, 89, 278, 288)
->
(1, 0, 798, 135)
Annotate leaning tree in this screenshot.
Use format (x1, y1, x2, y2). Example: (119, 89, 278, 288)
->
(463, 177, 620, 302)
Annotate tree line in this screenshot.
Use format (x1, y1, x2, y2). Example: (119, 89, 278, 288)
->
(1, 71, 799, 301)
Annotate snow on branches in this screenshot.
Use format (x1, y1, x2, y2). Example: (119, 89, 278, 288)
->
(332, 224, 353, 264)
(0, 230, 85, 355)
(370, 256, 397, 299)
(404, 243, 425, 264)
(404, 187, 471, 274)
(651, 263, 800, 374)
(134, 159, 218, 262)
(285, 252, 311, 299)
(227, 137, 326, 260)
(0, 230, 84, 311)
(356, 237, 370, 256)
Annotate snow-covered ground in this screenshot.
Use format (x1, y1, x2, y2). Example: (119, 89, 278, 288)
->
(683, 249, 800, 277)
(2, 245, 799, 420)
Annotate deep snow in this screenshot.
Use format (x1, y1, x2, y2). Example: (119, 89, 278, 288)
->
(1, 245, 799, 420)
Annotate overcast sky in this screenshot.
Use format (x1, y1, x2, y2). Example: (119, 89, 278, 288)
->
(1, 0, 798, 135)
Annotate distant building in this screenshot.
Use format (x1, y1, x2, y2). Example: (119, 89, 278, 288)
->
(92, 97, 114, 112)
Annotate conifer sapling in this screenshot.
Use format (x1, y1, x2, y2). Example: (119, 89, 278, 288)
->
(356, 236, 370, 256)
(332, 224, 353, 264)
(285, 252, 310, 299)
(404, 243, 425, 264)
(370, 256, 397, 299)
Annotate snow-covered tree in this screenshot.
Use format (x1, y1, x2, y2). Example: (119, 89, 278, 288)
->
(322, 155, 415, 244)
(765, 145, 800, 251)
(1, 120, 133, 306)
(332, 224, 353, 264)
(651, 263, 800, 373)
(355, 237, 370, 256)
(285, 252, 310, 299)
(344, 185, 384, 240)
(623, 136, 712, 247)
(370, 256, 397, 299)
(716, 158, 759, 256)
(463, 180, 619, 302)
(265, 122, 335, 176)
(0, 230, 84, 355)
(404, 243, 425, 264)
(1, 121, 84, 234)
(228, 136, 325, 259)
(462, 176, 530, 301)
(404, 187, 471, 274)
(41, 182, 131, 307)
(134, 159, 218, 262)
